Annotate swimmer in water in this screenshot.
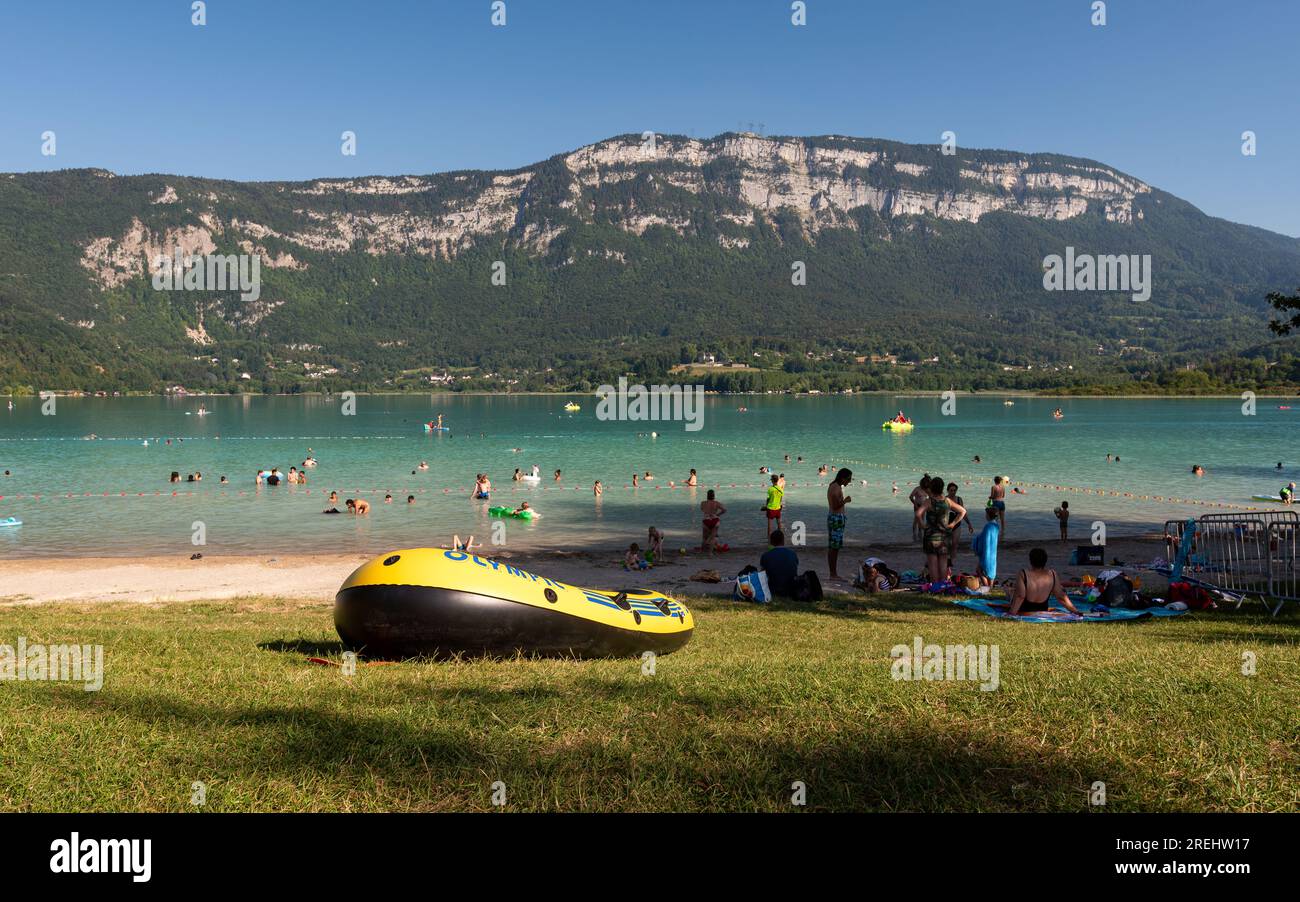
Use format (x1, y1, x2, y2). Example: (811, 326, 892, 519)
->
(685, 469, 698, 487)
(554, 469, 562, 482)
(594, 480, 603, 497)
(418, 461, 429, 471)
(384, 494, 393, 503)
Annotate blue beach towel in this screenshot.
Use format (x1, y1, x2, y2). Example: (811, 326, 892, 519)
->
(953, 596, 1189, 623)
(972, 521, 1000, 580)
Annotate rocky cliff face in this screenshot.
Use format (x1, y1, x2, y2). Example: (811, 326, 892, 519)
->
(76, 133, 1152, 288)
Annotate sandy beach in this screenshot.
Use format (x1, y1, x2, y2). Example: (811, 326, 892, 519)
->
(0, 533, 1174, 605)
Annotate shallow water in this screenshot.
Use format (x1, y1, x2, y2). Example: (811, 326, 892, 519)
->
(0, 394, 1296, 559)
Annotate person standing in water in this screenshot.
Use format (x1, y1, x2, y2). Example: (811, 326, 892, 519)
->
(827, 468, 853, 580)
(700, 490, 726, 554)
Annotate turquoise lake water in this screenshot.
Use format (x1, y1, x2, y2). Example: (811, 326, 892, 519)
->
(0, 394, 1296, 559)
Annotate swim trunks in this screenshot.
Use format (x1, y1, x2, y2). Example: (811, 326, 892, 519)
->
(987, 499, 1005, 511)
(827, 513, 846, 549)
(475, 492, 490, 500)
(766, 507, 782, 520)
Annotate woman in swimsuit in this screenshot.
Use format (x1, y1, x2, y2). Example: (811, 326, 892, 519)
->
(916, 476, 965, 583)
(1009, 548, 1083, 616)
(700, 490, 726, 554)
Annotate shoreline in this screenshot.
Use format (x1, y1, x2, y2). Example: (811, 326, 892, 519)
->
(0, 533, 1172, 605)
(5, 390, 1300, 399)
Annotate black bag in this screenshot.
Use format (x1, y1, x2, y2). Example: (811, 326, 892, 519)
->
(1099, 575, 1141, 608)
(794, 570, 823, 602)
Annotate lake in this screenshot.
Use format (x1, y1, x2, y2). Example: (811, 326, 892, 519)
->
(0, 394, 1296, 559)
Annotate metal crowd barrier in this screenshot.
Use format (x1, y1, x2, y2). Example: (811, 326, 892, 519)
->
(1164, 511, 1300, 615)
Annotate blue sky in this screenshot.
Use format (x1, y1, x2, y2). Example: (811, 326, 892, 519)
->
(2, 0, 1297, 235)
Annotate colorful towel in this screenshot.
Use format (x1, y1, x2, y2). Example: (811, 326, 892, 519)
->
(953, 596, 1189, 623)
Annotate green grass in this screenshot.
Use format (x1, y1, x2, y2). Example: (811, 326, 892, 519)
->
(0, 593, 1296, 812)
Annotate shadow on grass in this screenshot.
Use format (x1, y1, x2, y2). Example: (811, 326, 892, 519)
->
(48, 686, 1117, 811)
(259, 638, 347, 657)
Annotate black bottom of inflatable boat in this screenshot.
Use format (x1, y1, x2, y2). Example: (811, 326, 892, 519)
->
(334, 585, 692, 659)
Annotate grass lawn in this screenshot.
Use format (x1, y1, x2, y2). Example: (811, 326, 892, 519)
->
(1, 592, 1296, 812)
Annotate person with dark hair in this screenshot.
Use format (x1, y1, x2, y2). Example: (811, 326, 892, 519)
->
(916, 476, 965, 583)
(987, 475, 1006, 533)
(826, 468, 853, 579)
(760, 530, 799, 597)
(945, 481, 971, 565)
(908, 474, 930, 541)
(1009, 548, 1082, 616)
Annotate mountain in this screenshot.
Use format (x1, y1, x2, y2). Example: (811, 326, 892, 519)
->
(3, 132, 1299, 394)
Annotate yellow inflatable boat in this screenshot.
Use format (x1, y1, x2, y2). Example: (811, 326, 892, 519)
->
(335, 548, 694, 658)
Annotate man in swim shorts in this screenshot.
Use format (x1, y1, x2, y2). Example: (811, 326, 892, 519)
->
(827, 468, 853, 580)
(988, 476, 1006, 533)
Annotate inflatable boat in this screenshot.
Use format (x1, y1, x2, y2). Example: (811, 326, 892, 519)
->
(489, 505, 535, 520)
(882, 420, 914, 432)
(563, 402, 581, 412)
(335, 548, 694, 658)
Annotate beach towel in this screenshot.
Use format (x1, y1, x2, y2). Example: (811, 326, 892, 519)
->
(953, 596, 1189, 623)
(972, 521, 1000, 579)
(1170, 517, 1197, 581)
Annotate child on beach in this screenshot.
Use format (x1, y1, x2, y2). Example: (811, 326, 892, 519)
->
(625, 543, 650, 570)
(988, 476, 1006, 534)
(646, 527, 664, 562)
(1054, 501, 1069, 540)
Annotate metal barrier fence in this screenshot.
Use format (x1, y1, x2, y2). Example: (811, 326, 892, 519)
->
(1163, 511, 1300, 615)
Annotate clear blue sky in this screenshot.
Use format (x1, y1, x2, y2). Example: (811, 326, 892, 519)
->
(2, 0, 1297, 235)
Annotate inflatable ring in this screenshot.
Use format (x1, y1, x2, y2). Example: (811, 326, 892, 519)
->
(335, 548, 694, 659)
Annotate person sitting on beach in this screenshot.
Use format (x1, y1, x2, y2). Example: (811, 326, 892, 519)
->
(1008, 548, 1082, 616)
(1054, 500, 1070, 541)
(700, 490, 726, 554)
(685, 469, 698, 487)
(646, 527, 664, 563)
(452, 535, 480, 551)
(855, 556, 901, 594)
(625, 543, 650, 571)
(760, 530, 799, 598)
